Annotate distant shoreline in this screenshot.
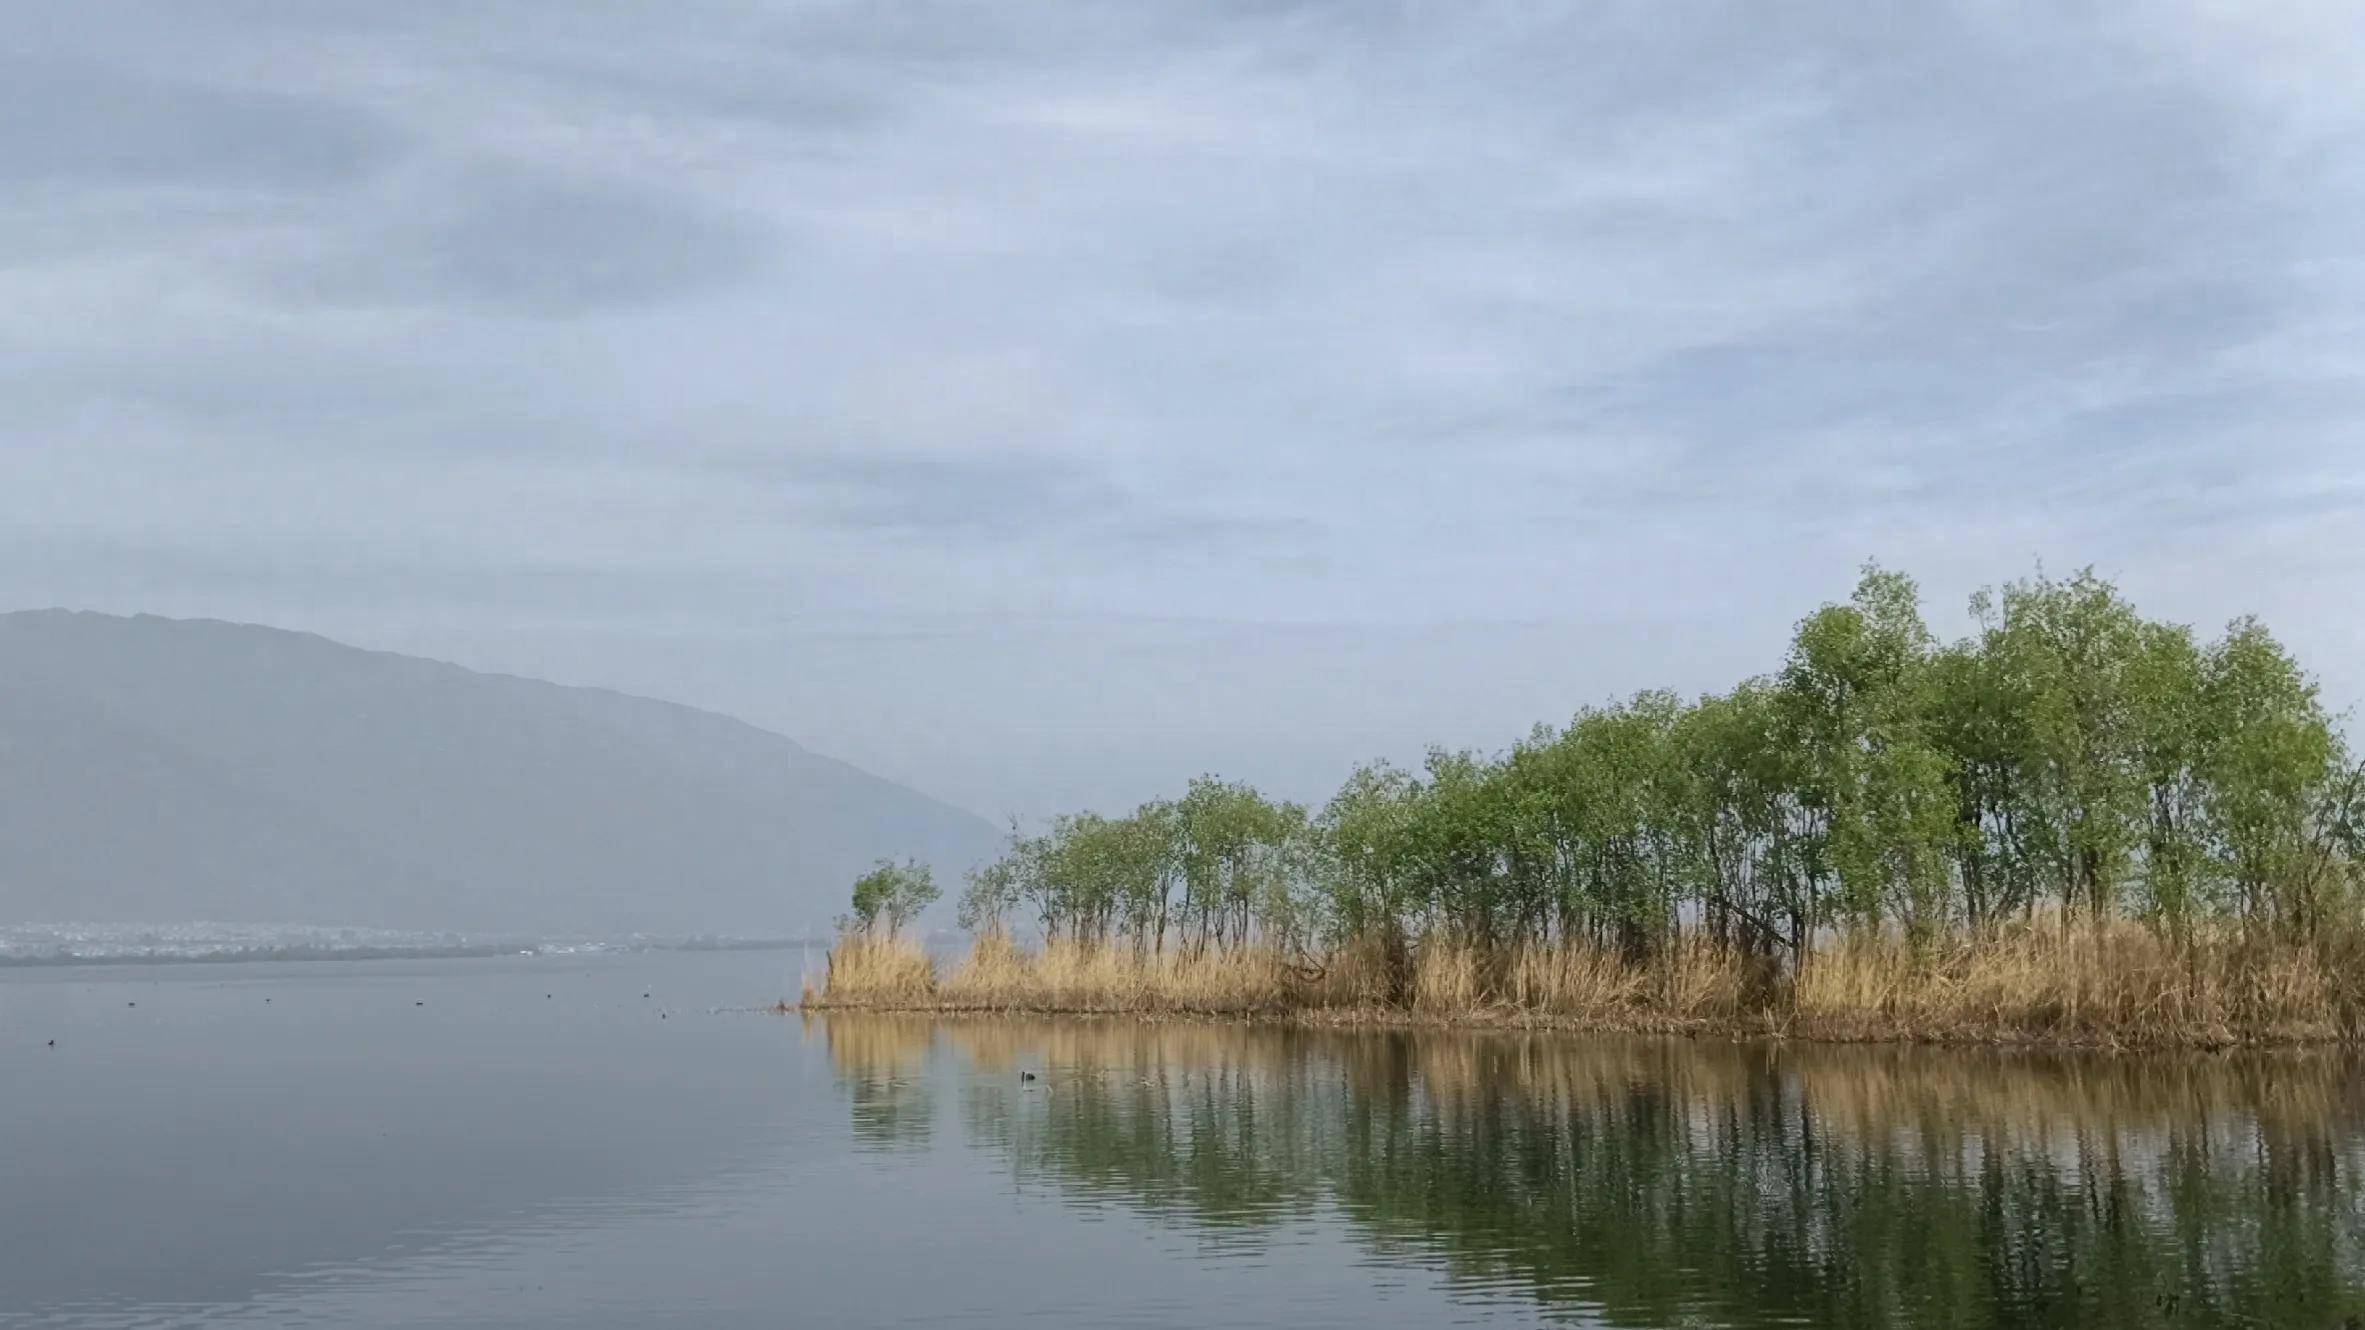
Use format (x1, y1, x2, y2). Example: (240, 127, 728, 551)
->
(0, 938, 816, 970)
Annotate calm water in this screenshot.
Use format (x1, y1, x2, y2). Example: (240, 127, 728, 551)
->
(6, 952, 2365, 1328)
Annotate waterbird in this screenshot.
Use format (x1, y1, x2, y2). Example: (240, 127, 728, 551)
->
(1020, 1071, 1037, 1082)
(47, 1039, 55, 1047)
(414, 1001, 425, 1006)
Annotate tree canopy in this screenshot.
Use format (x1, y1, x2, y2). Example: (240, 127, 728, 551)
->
(847, 857, 939, 935)
(938, 564, 2359, 966)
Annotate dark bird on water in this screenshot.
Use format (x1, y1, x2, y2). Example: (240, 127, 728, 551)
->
(47, 1039, 55, 1047)
(415, 1001, 425, 1006)
(1020, 1071, 1037, 1082)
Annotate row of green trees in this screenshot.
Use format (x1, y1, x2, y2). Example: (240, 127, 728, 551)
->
(951, 566, 2363, 967)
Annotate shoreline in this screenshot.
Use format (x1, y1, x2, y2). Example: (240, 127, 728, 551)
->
(794, 996, 2361, 1051)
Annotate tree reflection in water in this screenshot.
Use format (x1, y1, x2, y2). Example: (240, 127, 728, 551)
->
(823, 1016, 2365, 1328)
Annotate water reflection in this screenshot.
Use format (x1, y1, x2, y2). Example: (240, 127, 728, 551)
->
(823, 1016, 2365, 1328)
(819, 1013, 938, 1151)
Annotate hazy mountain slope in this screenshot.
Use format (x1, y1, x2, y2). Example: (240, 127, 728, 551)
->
(0, 610, 997, 934)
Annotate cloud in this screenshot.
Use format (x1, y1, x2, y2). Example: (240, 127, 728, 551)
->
(710, 445, 1122, 538)
(258, 167, 777, 316)
(694, 443, 1320, 562)
(0, 54, 400, 189)
(3, 1, 2363, 818)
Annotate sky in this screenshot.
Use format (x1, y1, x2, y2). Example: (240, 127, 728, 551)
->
(6, 2, 2364, 824)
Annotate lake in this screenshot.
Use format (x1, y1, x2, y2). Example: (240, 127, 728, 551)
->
(5, 950, 2363, 1328)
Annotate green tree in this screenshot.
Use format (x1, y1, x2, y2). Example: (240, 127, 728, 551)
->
(1670, 681, 1799, 958)
(902, 557, 2361, 996)
(1313, 761, 1423, 992)
(1173, 777, 1302, 953)
(1779, 564, 1957, 947)
(2127, 619, 2207, 933)
(2198, 617, 2340, 928)
(1972, 569, 2152, 920)
(848, 857, 939, 936)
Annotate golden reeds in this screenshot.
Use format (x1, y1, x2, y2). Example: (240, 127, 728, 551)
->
(801, 932, 936, 1008)
(939, 934, 1292, 1014)
(1788, 918, 2358, 1047)
(803, 919, 2365, 1047)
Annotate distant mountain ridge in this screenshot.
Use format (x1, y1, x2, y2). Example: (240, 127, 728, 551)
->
(0, 609, 997, 934)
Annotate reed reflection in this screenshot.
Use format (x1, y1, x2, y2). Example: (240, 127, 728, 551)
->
(824, 1016, 2365, 1327)
(816, 1012, 939, 1151)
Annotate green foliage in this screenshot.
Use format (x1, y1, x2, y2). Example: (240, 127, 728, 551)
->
(954, 783, 1304, 953)
(848, 857, 939, 935)
(932, 562, 2356, 964)
(2200, 617, 2341, 925)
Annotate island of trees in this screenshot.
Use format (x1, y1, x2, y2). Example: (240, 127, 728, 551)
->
(811, 564, 2365, 1045)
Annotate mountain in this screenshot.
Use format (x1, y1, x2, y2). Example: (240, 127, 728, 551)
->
(0, 610, 998, 935)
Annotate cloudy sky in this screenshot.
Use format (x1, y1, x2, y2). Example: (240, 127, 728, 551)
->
(6, 2, 2362, 821)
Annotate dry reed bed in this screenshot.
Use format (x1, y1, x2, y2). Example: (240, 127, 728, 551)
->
(802, 922, 2365, 1048)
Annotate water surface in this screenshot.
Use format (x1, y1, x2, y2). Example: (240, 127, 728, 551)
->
(6, 952, 2363, 1327)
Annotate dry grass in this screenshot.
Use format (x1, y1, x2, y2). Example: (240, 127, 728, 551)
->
(1411, 938, 1490, 1014)
(806, 929, 1295, 1015)
(938, 933, 1292, 1014)
(802, 920, 2365, 1048)
(1298, 932, 1404, 1008)
(1412, 935, 1760, 1032)
(801, 933, 936, 1008)
(1790, 919, 2361, 1047)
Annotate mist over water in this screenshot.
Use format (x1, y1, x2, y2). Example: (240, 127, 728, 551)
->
(9, 951, 2364, 1328)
